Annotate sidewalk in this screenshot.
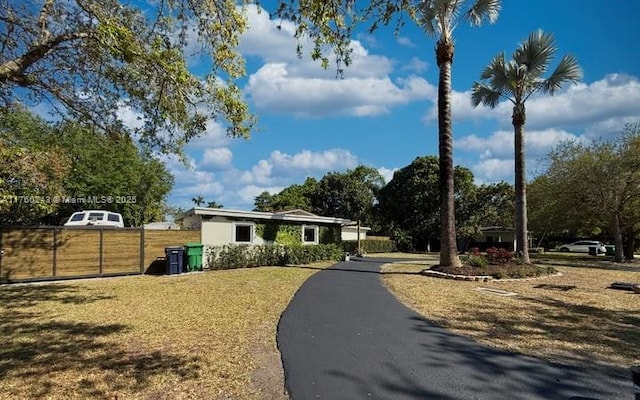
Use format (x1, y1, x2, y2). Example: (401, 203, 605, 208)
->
(277, 258, 631, 399)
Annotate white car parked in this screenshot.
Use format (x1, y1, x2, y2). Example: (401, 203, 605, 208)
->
(64, 210, 124, 228)
(558, 240, 606, 254)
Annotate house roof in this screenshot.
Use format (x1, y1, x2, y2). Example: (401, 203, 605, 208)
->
(184, 207, 352, 225)
(480, 226, 515, 232)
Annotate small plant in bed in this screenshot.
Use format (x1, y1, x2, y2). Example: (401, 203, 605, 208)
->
(433, 247, 556, 279)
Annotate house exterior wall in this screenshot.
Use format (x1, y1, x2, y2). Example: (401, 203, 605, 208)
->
(181, 214, 202, 230)
(341, 227, 369, 241)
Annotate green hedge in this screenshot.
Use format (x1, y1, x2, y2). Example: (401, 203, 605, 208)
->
(342, 239, 397, 254)
(207, 244, 344, 270)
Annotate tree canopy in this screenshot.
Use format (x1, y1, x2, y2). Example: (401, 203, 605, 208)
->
(0, 107, 173, 226)
(1, 0, 254, 155)
(529, 123, 640, 261)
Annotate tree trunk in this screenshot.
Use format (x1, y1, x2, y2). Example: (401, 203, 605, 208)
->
(436, 39, 461, 268)
(512, 105, 530, 263)
(612, 213, 624, 262)
(624, 226, 636, 260)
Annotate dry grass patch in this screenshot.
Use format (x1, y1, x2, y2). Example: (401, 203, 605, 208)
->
(382, 262, 640, 368)
(0, 264, 330, 399)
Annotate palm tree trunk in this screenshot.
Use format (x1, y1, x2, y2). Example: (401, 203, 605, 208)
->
(436, 39, 461, 268)
(513, 106, 530, 263)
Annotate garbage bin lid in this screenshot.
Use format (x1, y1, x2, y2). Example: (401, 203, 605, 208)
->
(185, 242, 203, 247)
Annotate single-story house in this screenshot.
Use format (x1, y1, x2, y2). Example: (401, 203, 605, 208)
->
(179, 207, 367, 266)
(472, 226, 532, 251)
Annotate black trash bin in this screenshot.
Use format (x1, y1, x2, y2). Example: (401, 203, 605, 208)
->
(588, 246, 597, 256)
(165, 246, 185, 275)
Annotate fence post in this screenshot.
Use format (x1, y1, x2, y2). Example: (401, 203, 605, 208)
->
(632, 365, 640, 400)
(52, 228, 57, 277)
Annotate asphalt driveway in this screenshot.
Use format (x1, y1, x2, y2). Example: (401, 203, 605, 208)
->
(277, 258, 632, 400)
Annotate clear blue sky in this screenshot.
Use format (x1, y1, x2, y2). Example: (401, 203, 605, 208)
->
(164, 0, 640, 211)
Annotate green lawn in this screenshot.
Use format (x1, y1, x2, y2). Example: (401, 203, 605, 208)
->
(0, 265, 328, 399)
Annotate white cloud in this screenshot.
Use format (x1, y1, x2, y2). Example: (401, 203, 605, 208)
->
(401, 57, 429, 73)
(201, 147, 233, 169)
(472, 158, 514, 182)
(269, 149, 358, 172)
(425, 74, 640, 134)
(377, 167, 397, 184)
(246, 64, 434, 117)
(397, 36, 416, 47)
(457, 128, 585, 160)
(239, 5, 435, 117)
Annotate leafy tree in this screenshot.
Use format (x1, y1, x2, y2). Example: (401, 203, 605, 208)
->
(254, 177, 319, 212)
(457, 181, 514, 245)
(471, 30, 582, 262)
(0, 0, 254, 155)
(533, 124, 640, 261)
(377, 156, 474, 252)
(312, 166, 384, 226)
(0, 107, 173, 226)
(275, 0, 501, 267)
(0, 107, 69, 224)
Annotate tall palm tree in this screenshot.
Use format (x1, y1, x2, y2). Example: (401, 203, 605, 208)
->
(471, 30, 582, 263)
(417, 0, 501, 267)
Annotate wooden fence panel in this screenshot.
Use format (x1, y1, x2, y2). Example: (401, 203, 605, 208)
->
(143, 230, 200, 269)
(103, 230, 142, 274)
(0, 227, 201, 282)
(56, 229, 101, 276)
(0, 228, 53, 280)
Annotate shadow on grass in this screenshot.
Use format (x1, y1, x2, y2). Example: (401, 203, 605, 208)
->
(422, 290, 640, 368)
(0, 284, 201, 398)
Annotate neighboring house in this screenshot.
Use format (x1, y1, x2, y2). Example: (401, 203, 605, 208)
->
(472, 226, 516, 251)
(143, 221, 181, 230)
(178, 207, 353, 266)
(341, 224, 371, 241)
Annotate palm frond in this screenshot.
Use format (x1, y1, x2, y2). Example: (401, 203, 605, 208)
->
(471, 82, 503, 108)
(465, 0, 501, 26)
(417, 0, 464, 37)
(416, 0, 440, 37)
(541, 54, 583, 94)
(513, 30, 555, 77)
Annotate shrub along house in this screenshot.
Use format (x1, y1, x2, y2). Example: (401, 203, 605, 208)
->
(178, 207, 356, 267)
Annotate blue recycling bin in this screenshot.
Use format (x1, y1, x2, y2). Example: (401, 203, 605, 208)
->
(164, 246, 184, 275)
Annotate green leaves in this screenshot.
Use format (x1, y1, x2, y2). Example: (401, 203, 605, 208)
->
(1, 0, 254, 156)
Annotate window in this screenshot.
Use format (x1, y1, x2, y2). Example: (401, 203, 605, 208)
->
(88, 212, 104, 221)
(69, 213, 85, 222)
(302, 225, 318, 244)
(234, 223, 253, 243)
(107, 213, 121, 222)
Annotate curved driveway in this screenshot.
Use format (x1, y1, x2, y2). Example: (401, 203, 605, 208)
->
(277, 258, 631, 400)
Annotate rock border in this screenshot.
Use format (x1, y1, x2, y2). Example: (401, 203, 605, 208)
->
(419, 268, 563, 282)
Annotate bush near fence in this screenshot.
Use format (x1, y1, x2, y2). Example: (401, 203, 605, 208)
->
(342, 239, 397, 254)
(207, 244, 343, 270)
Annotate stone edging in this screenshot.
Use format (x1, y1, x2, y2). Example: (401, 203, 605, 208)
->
(419, 269, 564, 282)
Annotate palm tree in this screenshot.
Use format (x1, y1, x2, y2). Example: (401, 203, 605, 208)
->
(417, 0, 501, 267)
(192, 196, 205, 206)
(471, 30, 582, 263)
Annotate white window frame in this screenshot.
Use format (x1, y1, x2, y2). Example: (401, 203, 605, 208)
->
(302, 225, 319, 245)
(233, 222, 255, 244)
